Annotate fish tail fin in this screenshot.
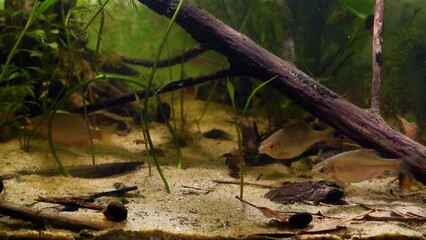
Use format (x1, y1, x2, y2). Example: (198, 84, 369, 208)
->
(398, 157, 419, 191)
(99, 123, 117, 144)
(324, 128, 336, 145)
(399, 157, 413, 178)
(398, 172, 415, 192)
(398, 156, 421, 184)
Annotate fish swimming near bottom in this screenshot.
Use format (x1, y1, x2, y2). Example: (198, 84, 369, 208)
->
(30, 112, 116, 147)
(311, 149, 401, 183)
(258, 124, 334, 160)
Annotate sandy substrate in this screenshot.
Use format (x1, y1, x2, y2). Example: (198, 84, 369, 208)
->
(0, 99, 425, 239)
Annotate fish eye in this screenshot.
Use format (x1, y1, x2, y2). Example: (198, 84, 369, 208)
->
(268, 143, 274, 149)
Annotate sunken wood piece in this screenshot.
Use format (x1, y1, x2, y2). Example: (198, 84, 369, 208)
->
(0, 161, 144, 180)
(138, 0, 426, 184)
(72, 69, 230, 113)
(121, 44, 207, 67)
(0, 201, 120, 230)
(371, 0, 385, 113)
(36, 196, 105, 210)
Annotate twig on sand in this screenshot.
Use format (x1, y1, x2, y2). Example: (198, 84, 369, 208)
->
(213, 179, 275, 189)
(36, 196, 105, 210)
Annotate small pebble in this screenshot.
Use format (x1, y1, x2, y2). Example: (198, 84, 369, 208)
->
(103, 201, 128, 222)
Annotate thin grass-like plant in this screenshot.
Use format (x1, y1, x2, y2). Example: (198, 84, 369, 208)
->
(226, 76, 277, 199)
(141, 0, 185, 193)
(164, 41, 184, 169)
(134, 93, 151, 175)
(47, 74, 147, 176)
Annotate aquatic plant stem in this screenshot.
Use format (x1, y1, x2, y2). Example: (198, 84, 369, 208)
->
(179, 34, 187, 150)
(236, 121, 244, 199)
(0, 1, 40, 83)
(47, 112, 69, 176)
(370, 0, 385, 114)
(135, 93, 151, 175)
(80, 0, 110, 37)
(47, 74, 147, 176)
(141, 0, 185, 193)
(164, 41, 184, 169)
(226, 79, 244, 199)
(94, 0, 107, 73)
(156, 95, 183, 169)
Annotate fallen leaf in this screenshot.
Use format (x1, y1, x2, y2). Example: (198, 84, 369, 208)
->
(236, 196, 288, 221)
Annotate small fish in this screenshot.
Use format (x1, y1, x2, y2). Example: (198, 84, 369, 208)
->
(258, 125, 334, 160)
(30, 112, 116, 147)
(397, 115, 421, 142)
(397, 115, 420, 190)
(326, 8, 347, 24)
(311, 149, 400, 183)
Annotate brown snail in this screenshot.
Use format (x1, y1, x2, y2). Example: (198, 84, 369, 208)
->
(102, 201, 128, 222)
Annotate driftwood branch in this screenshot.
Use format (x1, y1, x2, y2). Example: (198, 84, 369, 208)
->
(89, 186, 139, 199)
(0, 201, 120, 230)
(0, 161, 144, 180)
(72, 69, 231, 113)
(121, 44, 207, 67)
(137, 0, 426, 184)
(371, 0, 385, 113)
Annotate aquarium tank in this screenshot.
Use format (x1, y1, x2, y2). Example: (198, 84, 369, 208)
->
(0, 0, 425, 239)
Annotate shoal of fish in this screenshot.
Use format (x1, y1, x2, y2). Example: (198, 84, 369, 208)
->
(259, 125, 414, 184)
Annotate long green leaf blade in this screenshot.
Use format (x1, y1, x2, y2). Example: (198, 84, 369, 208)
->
(242, 76, 277, 117)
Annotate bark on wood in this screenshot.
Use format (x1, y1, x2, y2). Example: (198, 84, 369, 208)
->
(121, 44, 207, 67)
(371, 0, 385, 113)
(137, 0, 426, 184)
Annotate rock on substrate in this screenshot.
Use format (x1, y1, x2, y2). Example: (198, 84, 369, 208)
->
(265, 181, 344, 204)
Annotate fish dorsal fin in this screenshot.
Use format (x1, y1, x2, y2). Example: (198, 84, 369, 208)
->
(352, 148, 383, 159)
(354, 149, 400, 164)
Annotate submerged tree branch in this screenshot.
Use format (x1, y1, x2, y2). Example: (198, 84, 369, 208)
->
(137, 0, 426, 184)
(120, 44, 207, 67)
(0, 200, 120, 230)
(71, 69, 231, 113)
(371, 0, 385, 113)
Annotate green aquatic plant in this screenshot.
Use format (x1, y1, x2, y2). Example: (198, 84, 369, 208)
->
(161, 34, 185, 170)
(155, 94, 183, 169)
(53, 0, 139, 166)
(0, 0, 54, 82)
(47, 74, 147, 176)
(0, 0, 62, 149)
(140, 0, 185, 193)
(226, 76, 276, 199)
